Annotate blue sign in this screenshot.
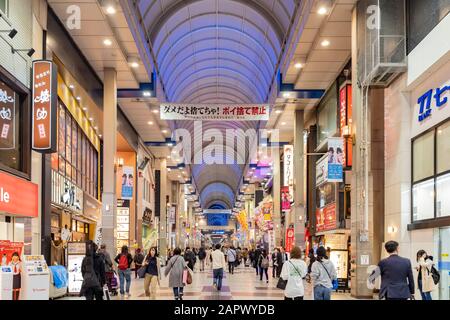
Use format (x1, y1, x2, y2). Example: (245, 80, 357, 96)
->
(417, 85, 449, 122)
(328, 163, 343, 181)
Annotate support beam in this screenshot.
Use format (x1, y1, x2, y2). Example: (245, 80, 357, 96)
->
(293, 110, 305, 248)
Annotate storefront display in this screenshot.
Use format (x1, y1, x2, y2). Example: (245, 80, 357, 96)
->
(67, 242, 85, 294)
(117, 202, 130, 252)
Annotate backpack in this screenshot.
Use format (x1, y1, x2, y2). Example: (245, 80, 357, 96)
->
(118, 254, 129, 270)
(261, 256, 270, 268)
(431, 266, 440, 285)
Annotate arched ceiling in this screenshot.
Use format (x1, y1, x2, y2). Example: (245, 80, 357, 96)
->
(136, 0, 298, 208)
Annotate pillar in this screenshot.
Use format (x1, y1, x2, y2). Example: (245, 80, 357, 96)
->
(158, 158, 168, 259)
(101, 68, 117, 254)
(272, 147, 282, 246)
(293, 110, 305, 248)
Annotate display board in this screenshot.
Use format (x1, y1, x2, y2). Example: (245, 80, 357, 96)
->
(67, 242, 85, 294)
(207, 213, 229, 226)
(330, 250, 348, 279)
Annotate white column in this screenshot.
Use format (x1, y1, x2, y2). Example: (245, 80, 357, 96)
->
(159, 158, 168, 258)
(293, 110, 305, 248)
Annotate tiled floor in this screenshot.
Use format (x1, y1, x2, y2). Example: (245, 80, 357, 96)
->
(61, 264, 358, 300)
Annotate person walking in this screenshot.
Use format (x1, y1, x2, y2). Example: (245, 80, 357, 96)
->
(80, 241, 106, 300)
(271, 249, 278, 278)
(227, 246, 237, 274)
(114, 245, 133, 298)
(133, 248, 145, 279)
(143, 247, 161, 299)
(278, 247, 287, 278)
(205, 247, 212, 268)
(416, 250, 435, 300)
(184, 247, 196, 271)
(253, 246, 262, 276)
(211, 244, 227, 291)
(198, 247, 207, 272)
(164, 247, 188, 300)
(258, 249, 270, 283)
(98, 244, 113, 272)
(280, 246, 308, 300)
(368, 241, 415, 300)
(311, 246, 337, 300)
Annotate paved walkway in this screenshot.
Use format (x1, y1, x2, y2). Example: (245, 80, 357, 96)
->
(61, 264, 358, 300)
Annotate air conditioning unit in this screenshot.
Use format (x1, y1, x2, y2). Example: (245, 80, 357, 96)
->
(357, 0, 407, 87)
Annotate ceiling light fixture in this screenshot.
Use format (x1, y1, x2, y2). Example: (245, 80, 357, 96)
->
(152, 109, 159, 113)
(69, 84, 74, 89)
(147, 121, 153, 125)
(162, 130, 168, 134)
(295, 62, 303, 69)
(275, 109, 282, 114)
(106, 6, 116, 14)
(130, 61, 139, 68)
(281, 122, 286, 125)
(143, 91, 151, 97)
(318, 7, 327, 15)
(76, 96, 81, 101)
(82, 107, 87, 111)
(321, 39, 330, 47)
(103, 39, 112, 46)
(167, 143, 173, 147)
(283, 92, 291, 98)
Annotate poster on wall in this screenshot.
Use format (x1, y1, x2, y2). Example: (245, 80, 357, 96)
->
(51, 170, 83, 214)
(120, 166, 134, 200)
(327, 137, 344, 182)
(315, 203, 337, 232)
(0, 81, 16, 150)
(31, 60, 57, 153)
(0, 241, 23, 265)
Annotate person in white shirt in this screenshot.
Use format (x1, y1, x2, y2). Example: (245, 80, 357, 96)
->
(211, 244, 227, 291)
(280, 246, 308, 300)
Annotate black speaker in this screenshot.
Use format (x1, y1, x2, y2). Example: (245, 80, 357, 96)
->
(155, 170, 161, 217)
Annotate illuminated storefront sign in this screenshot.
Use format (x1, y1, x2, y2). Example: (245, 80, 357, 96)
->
(0, 171, 38, 218)
(32, 60, 57, 152)
(417, 85, 449, 122)
(315, 203, 337, 232)
(283, 145, 294, 203)
(327, 137, 344, 182)
(160, 104, 270, 121)
(339, 83, 352, 167)
(0, 81, 15, 149)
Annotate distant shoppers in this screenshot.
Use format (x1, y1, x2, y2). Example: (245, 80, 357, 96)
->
(227, 246, 237, 274)
(143, 247, 161, 299)
(211, 244, 227, 290)
(258, 249, 270, 283)
(311, 246, 337, 300)
(280, 246, 307, 300)
(253, 246, 262, 276)
(368, 241, 415, 300)
(114, 245, 133, 298)
(98, 244, 113, 272)
(133, 248, 145, 279)
(242, 248, 249, 267)
(184, 247, 196, 270)
(205, 247, 212, 268)
(198, 247, 207, 272)
(416, 250, 435, 300)
(278, 247, 288, 277)
(80, 241, 106, 300)
(164, 247, 187, 300)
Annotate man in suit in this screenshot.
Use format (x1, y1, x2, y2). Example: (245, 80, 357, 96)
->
(369, 241, 415, 300)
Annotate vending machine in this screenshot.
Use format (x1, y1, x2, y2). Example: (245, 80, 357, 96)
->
(0, 266, 13, 300)
(21, 255, 50, 300)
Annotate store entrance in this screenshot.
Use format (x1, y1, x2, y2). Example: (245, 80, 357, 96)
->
(439, 227, 450, 300)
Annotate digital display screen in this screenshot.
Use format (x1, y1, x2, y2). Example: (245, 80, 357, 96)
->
(207, 214, 229, 226)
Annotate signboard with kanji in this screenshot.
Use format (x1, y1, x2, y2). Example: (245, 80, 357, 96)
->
(32, 60, 57, 152)
(160, 104, 270, 121)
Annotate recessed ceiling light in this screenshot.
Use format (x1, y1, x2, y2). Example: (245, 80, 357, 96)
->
(162, 130, 168, 134)
(106, 6, 116, 15)
(167, 143, 173, 147)
(147, 121, 153, 125)
(130, 61, 139, 68)
(321, 39, 330, 47)
(283, 92, 291, 98)
(275, 109, 282, 114)
(152, 109, 159, 113)
(76, 96, 81, 101)
(295, 62, 303, 69)
(69, 84, 74, 89)
(318, 7, 327, 15)
(99, 134, 102, 138)
(267, 130, 272, 134)
(89, 117, 93, 121)
(281, 122, 286, 125)
(168, 168, 171, 172)
(167, 155, 170, 159)
(103, 39, 112, 46)
(94, 126, 98, 130)
(82, 107, 87, 111)
(143, 91, 151, 97)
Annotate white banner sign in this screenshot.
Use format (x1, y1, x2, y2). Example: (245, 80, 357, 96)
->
(283, 145, 294, 201)
(160, 104, 270, 121)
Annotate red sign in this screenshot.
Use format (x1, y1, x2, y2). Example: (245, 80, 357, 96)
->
(32, 60, 57, 152)
(281, 186, 291, 211)
(0, 81, 16, 150)
(0, 240, 23, 265)
(285, 228, 295, 253)
(0, 171, 38, 218)
(315, 203, 337, 232)
(339, 83, 352, 167)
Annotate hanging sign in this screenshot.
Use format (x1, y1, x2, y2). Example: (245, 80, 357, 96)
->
(281, 186, 291, 211)
(285, 228, 295, 253)
(316, 154, 328, 186)
(120, 166, 134, 200)
(0, 81, 16, 150)
(283, 145, 294, 202)
(160, 104, 270, 121)
(339, 83, 353, 167)
(327, 137, 344, 182)
(32, 60, 57, 152)
(316, 203, 337, 232)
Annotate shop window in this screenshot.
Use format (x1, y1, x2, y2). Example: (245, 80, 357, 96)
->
(413, 130, 434, 182)
(0, 0, 7, 15)
(317, 82, 338, 146)
(412, 179, 435, 221)
(50, 214, 60, 229)
(437, 173, 450, 218)
(437, 121, 450, 174)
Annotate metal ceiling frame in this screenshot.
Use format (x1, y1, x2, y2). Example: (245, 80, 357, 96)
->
(177, 82, 258, 103)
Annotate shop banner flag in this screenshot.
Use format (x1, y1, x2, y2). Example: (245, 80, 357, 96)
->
(120, 166, 134, 199)
(160, 104, 270, 121)
(281, 186, 291, 211)
(285, 228, 295, 253)
(327, 137, 344, 182)
(283, 145, 294, 202)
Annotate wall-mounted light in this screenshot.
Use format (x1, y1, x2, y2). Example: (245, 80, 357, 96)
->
(0, 28, 17, 39)
(11, 47, 35, 57)
(116, 158, 124, 167)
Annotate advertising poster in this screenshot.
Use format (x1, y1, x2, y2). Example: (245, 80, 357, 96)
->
(315, 154, 328, 186)
(339, 83, 353, 167)
(67, 242, 85, 294)
(0, 241, 23, 265)
(330, 250, 349, 279)
(285, 228, 295, 253)
(0, 81, 16, 150)
(281, 186, 291, 211)
(120, 166, 134, 199)
(262, 202, 273, 221)
(283, 145, 294, 201)
(327, 137, 344, 182)
(315, 203, 337, 232)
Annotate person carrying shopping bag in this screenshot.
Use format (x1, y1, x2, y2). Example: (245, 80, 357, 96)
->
(165, 247, 189, 300)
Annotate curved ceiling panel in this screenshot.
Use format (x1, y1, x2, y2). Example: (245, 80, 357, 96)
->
(137, 0, 297, 208)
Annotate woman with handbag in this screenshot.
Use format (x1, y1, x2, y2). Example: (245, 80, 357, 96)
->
(310, 246, 337, 300)
(141, 247, 161, 299)
(416, 250, 436, 300)
(164, 247, 188, 300)
(279, 246, 308, 300)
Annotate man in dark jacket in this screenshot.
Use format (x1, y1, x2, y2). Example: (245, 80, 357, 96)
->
(371, 241, 415, 300)
(254, 246, 262, 275)
(184, 247, 196, 270)
(80, 241, 106, 300)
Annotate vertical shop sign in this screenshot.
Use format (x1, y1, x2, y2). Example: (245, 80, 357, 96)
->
(281, 186, 291, 210)
(285, 228, 295, 253)
(0, 81, 15, 149)
(120, 166, 134, 200)
(339, 83, 353, 167)
(327, 137, 344, 182)
(32, 60, 57, 152)
(283, 145, 294, 201)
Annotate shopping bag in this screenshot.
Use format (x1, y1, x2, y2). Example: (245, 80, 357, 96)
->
(137, 265, 146, 279)
(103, 286, 111, 300)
